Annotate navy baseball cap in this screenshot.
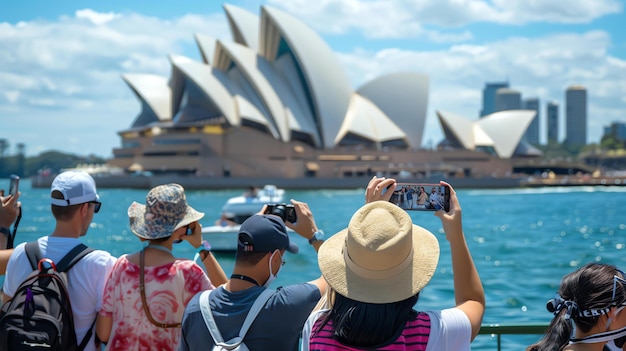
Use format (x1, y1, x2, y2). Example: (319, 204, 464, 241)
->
(238, 214, 299, 254)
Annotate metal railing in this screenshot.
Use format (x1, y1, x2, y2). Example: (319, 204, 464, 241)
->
(478, 324, 548, 351)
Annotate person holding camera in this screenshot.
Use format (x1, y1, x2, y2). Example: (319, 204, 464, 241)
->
(0, 188, 21, 274)
(302, 178, 485, 351)
(96, 183, 227, 351)
(179, 199, 326, 351)
(3, 171, 117, 351)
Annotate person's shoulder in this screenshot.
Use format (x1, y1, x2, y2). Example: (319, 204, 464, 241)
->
(280, 282, 320, 293)
(275, 283, 321, 302)
(423, 308, 471, 327)
(173, 258, 202, 269)
(184, 289, 205, 313)
(10, 241, 27, 256)
(83, 249, 117, 268)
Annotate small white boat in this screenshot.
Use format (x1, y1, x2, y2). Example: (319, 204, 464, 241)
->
(201, 224, 242, 252)
(220, 185, 284, 223)
(201, 224, 296, 252)
(202, 185, 286, 252)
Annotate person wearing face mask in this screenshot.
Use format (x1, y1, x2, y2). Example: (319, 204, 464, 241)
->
(527, 263, 626, 351)
(179, 199, 326, 351)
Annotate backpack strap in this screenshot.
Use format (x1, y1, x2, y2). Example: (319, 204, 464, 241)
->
(56, 243, 94, 272)
(24, 241, 95, 351)
(24, 241, 94, 272)
(56, 243, 95, 351)
(200, 287, 274, 349)
(24, 241, 42, 270)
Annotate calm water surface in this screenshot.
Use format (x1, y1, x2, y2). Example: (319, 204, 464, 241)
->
(4, 179, 626, 350)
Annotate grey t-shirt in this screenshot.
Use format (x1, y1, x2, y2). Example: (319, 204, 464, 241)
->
(180, 284, 321, 351)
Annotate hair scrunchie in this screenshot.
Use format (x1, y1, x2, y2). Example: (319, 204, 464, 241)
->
(546, 293, 579, 320)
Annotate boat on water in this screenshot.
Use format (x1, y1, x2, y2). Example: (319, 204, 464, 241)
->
(202, 185, 291, 252)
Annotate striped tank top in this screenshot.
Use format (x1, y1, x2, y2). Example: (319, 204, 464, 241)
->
(308, 312, 431, 350)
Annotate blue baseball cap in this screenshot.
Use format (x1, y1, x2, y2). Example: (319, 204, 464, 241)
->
(238, 214, 299, 254)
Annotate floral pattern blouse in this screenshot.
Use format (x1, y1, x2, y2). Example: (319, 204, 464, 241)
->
(100, 255, 213, 351)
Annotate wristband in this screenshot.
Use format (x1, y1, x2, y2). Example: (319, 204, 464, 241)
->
(0, 227, 10, 237)
(193, 240, 212, 262)
(308, 230, 324, 245)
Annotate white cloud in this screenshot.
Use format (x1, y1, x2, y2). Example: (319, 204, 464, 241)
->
(0, 10, 230, 157)
(75, 9, 120, 25)
(338, 30, 626, 145)
(268, 0, 622, 38)
(1, 2, 624, 158)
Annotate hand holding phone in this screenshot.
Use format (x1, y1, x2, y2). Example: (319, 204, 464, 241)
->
(174, 223, 201, 245)
(264, 203, 297, 223)
(9, 175, 19, 197)
(390, 183, 450, 212)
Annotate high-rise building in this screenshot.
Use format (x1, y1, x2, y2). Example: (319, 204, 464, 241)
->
(565, 85, 587, 146)
(495, 88, 521, 112)
(523, 98, 540, 145)
(480, 82, 509, 117)
(603, 122, 626, 141)
(546, 101, 559, 144)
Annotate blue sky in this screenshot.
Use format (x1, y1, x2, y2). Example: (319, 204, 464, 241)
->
(1, 0, 625, 157)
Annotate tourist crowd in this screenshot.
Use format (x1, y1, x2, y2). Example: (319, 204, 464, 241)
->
(0, 171, 623, 351)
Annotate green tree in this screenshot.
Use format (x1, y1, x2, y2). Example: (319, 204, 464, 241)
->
(0, 139, 8, 176)
(16, 143, 26, 176)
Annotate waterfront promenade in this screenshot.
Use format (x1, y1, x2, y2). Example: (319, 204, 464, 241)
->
(30, 173, 626, 190)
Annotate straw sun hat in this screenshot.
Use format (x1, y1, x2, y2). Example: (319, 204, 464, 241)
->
(318, 201, 440, 304)
(128, 183, 204, 240)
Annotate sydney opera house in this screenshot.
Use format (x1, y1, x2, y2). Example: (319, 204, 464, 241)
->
(108, 4, 537, 182)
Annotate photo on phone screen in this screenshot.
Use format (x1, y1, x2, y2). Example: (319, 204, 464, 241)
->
(390, 183, 450, 212)
(9, 175, 19, 197)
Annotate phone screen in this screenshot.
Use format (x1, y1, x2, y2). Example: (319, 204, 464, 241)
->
(390, 183, 450, 212)
(9, 175, 19, 197)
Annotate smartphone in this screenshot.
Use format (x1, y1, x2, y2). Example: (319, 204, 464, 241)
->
(9, 174, 19, 197)
(390, 183, 450, 212)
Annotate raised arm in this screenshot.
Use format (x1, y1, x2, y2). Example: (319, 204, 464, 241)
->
(435, 181, 485, 340)
(284, 199, 326, 294)
(182, 222, 228, 286)
(0, 190, 20, 251)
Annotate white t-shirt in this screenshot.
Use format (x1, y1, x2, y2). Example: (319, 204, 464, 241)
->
(3, 236, 117, 351)
(301, 307, 472, 351)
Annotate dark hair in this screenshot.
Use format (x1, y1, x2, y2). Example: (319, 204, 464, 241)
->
(527, 263, 625, 351)
(150, 236, 171, 244)
(235, 250, 269, 266)
(51, 190, 83, 221)
(315, 291, 419, 348)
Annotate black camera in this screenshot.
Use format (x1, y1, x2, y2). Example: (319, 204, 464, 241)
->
(264, 203, 297, 223)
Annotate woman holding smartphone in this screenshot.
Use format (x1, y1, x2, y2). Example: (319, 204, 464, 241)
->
(96, 183, 227, 351)
(302, 177, 485, 351)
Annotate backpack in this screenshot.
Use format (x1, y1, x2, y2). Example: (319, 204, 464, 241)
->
(200, 287, 274, 351)
(0, 241, 95, 351)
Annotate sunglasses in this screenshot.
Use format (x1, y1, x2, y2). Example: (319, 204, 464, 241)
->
(88, 201, 101, 214)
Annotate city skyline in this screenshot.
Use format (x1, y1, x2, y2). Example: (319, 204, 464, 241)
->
(1, 0, 625, 157)
(480, 83, 589, 146)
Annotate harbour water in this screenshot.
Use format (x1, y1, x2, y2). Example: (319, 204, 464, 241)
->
(3, 179, 626, 350)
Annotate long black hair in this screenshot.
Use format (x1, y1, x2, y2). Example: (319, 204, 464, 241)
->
(526, 263, 626, 351)
(315, 291, 419, 348)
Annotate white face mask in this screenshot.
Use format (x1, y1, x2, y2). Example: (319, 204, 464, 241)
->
(263, 250, 283, 288)
(571, 306, 626, 344)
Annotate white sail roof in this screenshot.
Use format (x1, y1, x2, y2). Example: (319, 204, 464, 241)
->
(437, 109, 537, 158)
(336, 94, 407, 145)
(122, 73, 172, 126)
